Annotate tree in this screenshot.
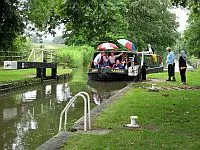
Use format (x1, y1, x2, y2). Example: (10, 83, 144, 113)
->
(0, 0, 25, 51)
(171, 0, 200, 13)
(184, 12, 200, 58)
(56, 0, 128, 46)
(25, 0, 179, 52)
(127, 0, 179, 52)
(172, 0, 200, 57)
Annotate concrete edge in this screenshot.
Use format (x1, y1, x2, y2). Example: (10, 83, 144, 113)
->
(36, 131, 70, 150)
(72, 83, 134, 130)
(36, 83, 135, 149)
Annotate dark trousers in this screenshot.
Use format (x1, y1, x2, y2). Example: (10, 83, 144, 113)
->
(141, 67, 146, 80)
(180, 68, 186, 82)
(168, 64, 175, 79)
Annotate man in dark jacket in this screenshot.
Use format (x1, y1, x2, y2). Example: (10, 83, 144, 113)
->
(179, 50, 187, 84)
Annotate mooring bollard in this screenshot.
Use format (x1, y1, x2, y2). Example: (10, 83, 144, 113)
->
(152, 84, 156, 89)
(148, 83, 159, 92)
(124, 116, 139, 128)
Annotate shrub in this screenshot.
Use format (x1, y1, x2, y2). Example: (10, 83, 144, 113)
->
(57, 45, 95, 68)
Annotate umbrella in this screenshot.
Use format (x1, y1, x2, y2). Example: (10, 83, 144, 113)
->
(97, 42, 118, 51)
(117, 39, 136, 51)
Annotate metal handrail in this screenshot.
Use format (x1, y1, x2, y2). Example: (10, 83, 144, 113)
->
(59, 92, 91, 132)
(78, 91, 91, 130)
(28, 48, 56, 62)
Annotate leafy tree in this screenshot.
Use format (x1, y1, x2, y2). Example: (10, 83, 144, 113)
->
(184, 12, 200, 58)
(171, 0, 200, 13)
(24, 0, 59, 32)
(172, 0, 200, 57)
(127, 0, 179, 52)
(0, 0, 25, 51)
(26, 0, 179, 53)
(56, 0, 128, 46)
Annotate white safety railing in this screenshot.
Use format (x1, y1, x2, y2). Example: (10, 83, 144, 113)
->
(28, 48, 54, 62)
(59, 91, 91, 132)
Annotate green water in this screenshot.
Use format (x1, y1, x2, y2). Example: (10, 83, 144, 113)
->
(0, 67, 128, 149)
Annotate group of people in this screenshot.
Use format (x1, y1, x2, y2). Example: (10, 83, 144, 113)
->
(166, 47, 187, 84)
(93, 51, 126, 69)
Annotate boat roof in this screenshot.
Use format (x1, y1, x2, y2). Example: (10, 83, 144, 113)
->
(95, 50, 155, 56)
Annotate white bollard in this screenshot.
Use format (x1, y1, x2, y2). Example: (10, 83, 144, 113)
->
(152, 84, 156, 89)
(124, 116, 139, 128)
(148, 83, 159, 92)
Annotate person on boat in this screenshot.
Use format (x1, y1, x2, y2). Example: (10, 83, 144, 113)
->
(103, 56, 111, 68)
(166, 47, 176, 81)
(147, 44, 155, 54)
(93, 51, 105, 68)
(179, 50, 187, 84)
(109, 51, 123, 67)
(113, 59, 125, 69)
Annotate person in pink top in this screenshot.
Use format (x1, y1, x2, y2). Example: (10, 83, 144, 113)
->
(109, 52, 123, 67)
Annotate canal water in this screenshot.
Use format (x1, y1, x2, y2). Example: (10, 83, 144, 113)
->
(0, 67, 129, 149)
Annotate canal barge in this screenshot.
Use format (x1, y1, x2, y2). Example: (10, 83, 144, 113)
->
(87, 50, 163, 81)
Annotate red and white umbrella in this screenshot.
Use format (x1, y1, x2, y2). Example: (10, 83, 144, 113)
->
(97, 42, 118, 51)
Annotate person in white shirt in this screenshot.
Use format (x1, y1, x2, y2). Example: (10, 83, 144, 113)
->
(147, 44, 155, 54)
(93, 51, 105, 68)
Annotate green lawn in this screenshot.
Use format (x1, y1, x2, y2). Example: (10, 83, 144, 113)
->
(0, 66, 72, 82)
(147, 69, 200, 86)
(63, 69, 200, 150)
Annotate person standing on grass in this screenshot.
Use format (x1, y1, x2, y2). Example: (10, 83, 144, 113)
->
(179, 50, 187, 84)
(166, 47, 176, 81)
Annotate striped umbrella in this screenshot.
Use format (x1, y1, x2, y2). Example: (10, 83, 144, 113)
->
(117, 39, 136, 51)
(97, 42, 118, 51)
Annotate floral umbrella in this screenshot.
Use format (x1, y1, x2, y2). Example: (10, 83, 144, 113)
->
(117, 39, 136, 51)
(97, 42, 118, 51)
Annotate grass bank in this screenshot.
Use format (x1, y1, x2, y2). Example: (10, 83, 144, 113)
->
(147, 69, 200, 86)
(0, 67, 72, 83)
(63, 69, 200, 150)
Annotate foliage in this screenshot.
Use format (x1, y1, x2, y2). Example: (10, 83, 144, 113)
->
(184, 11, 200, 58)
(173, 0, 200, 58)
(171, 0, 200, 13)
(31, 0, 179, 52)
(2, 0, 180, 56)
(57, 0, 128, 47)
(57, 45, 95, 68)
(24, 0, 59, 32)
(0, 0, 25, 51)
(12, 36, 33, 52)
(127, 0, 179, 51)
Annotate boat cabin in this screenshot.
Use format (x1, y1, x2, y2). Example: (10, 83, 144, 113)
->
(88, 50, 163, 81)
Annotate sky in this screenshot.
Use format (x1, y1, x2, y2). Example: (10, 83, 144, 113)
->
(172, 7, 189, 32)
(45, 8, 189, 40)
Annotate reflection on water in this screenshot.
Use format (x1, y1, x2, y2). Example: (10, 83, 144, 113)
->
(0, 69, 129, 149)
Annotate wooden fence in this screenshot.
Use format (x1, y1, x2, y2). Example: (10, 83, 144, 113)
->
(0, 51, 28, 65)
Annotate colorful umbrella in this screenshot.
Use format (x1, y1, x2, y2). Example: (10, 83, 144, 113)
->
(117, 39, 136, 51)
(97, 42, 118, 51)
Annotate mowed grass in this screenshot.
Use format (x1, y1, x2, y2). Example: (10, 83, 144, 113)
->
(63, 69, 200, 150)
(0, 67, 72, 82)
(147, 69, 200, 86)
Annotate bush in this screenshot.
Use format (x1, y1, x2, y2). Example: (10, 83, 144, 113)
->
(57, 45, 95, 68)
